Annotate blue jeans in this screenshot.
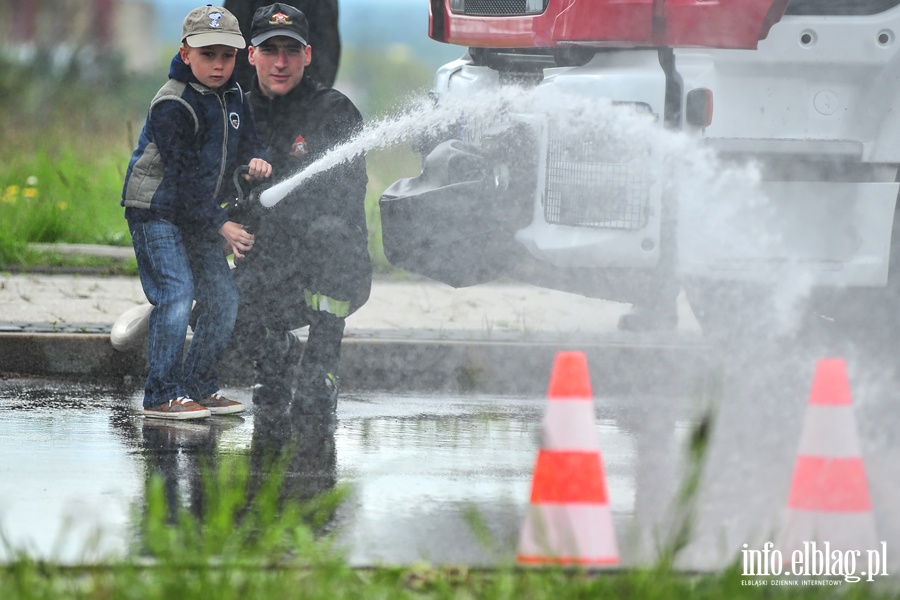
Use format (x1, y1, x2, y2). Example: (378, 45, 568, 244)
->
(129, 219, 238, 408)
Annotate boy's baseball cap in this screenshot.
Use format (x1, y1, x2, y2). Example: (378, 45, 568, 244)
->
(182, 5, 246, 49)
(251, 3, 309, 46)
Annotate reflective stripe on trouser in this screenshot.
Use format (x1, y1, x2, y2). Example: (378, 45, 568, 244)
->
(304, 289, 351, 318)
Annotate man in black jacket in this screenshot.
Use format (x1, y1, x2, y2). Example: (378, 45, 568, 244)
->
(232, 3, 371, 421)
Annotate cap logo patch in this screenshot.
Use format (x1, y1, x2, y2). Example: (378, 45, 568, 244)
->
(208, 12, 224, 28)
(229, 112, 240, 129)
(269, 12, 293, 26)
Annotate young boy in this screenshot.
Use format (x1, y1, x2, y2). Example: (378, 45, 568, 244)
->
(122, 5, 271, 420)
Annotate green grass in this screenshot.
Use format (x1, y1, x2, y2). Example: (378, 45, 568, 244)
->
(0, 247, 138, 275)
(1, 448, 894, 599)
(1, 150, 129, 244)
(0, 154, 130, 271)
(1, 390, 895, 598)
(0, 138, 416, 276)
(0, 145, 415, 275)
(0, 50, 429, 274)
(0, 52, 144, 270)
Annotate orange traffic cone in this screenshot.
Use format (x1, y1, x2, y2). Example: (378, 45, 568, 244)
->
(517, 351, 619, 566)
(776, 358, 877, 555)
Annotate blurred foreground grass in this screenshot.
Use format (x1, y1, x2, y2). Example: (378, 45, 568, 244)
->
(2, 449, 893, 600)
(2, 389, 896, 598)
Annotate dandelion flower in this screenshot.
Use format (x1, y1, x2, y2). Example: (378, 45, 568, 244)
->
(57, 201, 68, 211)
(26, 176, 38, 186)
(23, 187, 38, 198)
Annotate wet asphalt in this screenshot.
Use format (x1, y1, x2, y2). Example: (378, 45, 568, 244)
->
(0, 377, 676, 566)
(3, 328, 900, 573)
(2, 264, 900, 575)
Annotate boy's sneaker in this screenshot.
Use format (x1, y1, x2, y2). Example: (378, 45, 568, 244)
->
(198, 391, 246, 415)
(144, 397, 211, 420)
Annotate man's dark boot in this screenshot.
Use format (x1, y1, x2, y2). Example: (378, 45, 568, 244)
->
(253, 329, 302, 436)
(291, 312, 344, 420)
(293, 366, 338, 417)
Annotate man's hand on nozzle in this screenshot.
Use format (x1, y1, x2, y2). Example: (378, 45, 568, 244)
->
(220, 220, 255, 259)
(244, 158, 272, 181)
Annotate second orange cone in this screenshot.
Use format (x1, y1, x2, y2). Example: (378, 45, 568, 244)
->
(517, 351, 619, 566)
(776, 358, 878, 555)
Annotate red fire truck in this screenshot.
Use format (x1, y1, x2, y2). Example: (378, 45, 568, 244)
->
(380, 1, 900, 337)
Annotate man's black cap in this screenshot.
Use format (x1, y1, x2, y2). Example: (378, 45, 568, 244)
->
(251, 3, 309, 46)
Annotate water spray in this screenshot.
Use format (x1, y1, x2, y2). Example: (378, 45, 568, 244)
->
(255, 83, 815, 337)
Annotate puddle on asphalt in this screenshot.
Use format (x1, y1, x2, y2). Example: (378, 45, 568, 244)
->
(0, 378, 653, 566)
(6, 369, 896, 572)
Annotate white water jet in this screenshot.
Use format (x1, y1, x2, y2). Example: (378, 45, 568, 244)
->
(258, 83, 814, 336)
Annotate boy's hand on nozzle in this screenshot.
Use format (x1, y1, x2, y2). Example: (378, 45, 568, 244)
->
(220, 220, 255, 259)
(244, 158, 272, 181)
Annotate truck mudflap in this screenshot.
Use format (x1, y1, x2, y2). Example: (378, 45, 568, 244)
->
(380, 138, 533, 287)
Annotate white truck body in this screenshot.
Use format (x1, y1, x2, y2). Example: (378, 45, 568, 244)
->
(379, 1, 900, 332)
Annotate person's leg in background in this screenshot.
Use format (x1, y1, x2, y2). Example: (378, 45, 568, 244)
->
(617, 276, 680, 332)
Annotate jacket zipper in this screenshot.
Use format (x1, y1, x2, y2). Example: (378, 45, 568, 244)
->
(213, 90, 230, 200)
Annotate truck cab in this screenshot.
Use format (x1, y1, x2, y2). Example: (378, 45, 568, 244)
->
(379, 0, 900, 338)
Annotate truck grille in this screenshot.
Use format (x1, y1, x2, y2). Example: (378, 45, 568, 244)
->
(461, 0, 550, 17)
(544, 132, 651, 230)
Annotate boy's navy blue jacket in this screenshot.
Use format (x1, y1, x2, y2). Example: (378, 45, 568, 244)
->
(121, 53, 266, 232)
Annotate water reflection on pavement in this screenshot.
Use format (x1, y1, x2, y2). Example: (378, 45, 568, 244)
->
(0, 380, 664, 566)
(2, 349, 899, 573)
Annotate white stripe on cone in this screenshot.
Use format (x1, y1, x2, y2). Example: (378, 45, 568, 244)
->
(797, 405, 862, 457)
(518, 351, 619, 566)
(543, 400, 599, 451)
(776, 358, 878, 558)
(518, 504, 619, 565)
